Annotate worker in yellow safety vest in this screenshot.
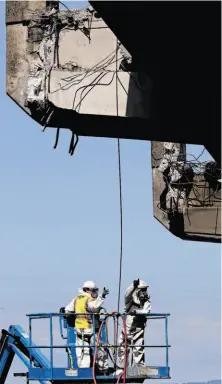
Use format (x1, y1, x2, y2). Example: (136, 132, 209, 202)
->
(65, 281, 109, 374)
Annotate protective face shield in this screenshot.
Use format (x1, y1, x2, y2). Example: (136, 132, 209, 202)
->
(137, 287, 148, 302)
(89, 288, 99, 299)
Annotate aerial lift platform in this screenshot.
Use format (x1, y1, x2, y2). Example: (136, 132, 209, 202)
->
(0, 311, 170, 383)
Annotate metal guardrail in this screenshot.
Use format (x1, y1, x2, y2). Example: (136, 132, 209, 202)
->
(26, 312, 170, 375)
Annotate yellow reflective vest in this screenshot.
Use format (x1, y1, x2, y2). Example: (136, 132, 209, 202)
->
(74, 295, 95, 329)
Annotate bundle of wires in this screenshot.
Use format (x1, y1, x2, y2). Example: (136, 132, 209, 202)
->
(156, 144, 221, 209)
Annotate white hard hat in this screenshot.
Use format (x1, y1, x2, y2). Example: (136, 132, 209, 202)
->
(137, 280, 149, 289)
(83, 281, 98, 290)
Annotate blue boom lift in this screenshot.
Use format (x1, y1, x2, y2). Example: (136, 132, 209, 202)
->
(0, 310, 170, 383)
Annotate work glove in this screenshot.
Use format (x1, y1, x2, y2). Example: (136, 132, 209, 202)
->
(102, 287, 109, 298)
(129, 309, 137, 315)
(133, 278, 140, 288)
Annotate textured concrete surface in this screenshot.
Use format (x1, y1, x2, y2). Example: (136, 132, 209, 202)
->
(49, 70, 151, 117)
(6, 2, 152, 120)
(58, 19, 121, 71)
(6, 1, 47, 113)
(47, 15, 152, 118)
(6, 23, 29, 110)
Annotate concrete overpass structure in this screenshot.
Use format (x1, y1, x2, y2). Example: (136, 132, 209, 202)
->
(6, 0, 221, 242)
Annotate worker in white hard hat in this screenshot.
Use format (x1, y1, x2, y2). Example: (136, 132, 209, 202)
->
(117, 279, 151, 371)
(65, 281, 109, 374)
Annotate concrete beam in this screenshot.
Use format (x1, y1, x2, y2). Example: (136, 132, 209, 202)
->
(6, 0, 221, 244)
(6, 1, 221, 165)
(89, 1, 221, 165)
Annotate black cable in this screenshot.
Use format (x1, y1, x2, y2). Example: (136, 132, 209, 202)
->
(116, 38, 122, 313)
(73, 72, 116, 112)
(115, 37, 123, 315)
(42, 109, 54, 132)
(159, 157, 221, 211)
(116, 41, 124, 376)
(215, 206, 219, 234)
(54, 43, 121, 85)
(117, 138, 123, 315)
(68, 131, 79, 156)
(157, 148, 221, 214)
(76, 71, 117, 112)
(53, 128, 60, 149)
(117, 74, 128, 95)
(61, 52, 116, 83)
(72, 72, 106, 111)
(71, 135, 79, 156)
(59, 56, 115, 90)
(72, 55, 124, 109)
(61, 55, 115, 84)
(115, 40, 119, 119)
(50, 53, 121, 94)
(59, 1, 89, 12)
(120, 61, 148, 92)
(59, 1, 70, 10)
(196, 147, 205, 160)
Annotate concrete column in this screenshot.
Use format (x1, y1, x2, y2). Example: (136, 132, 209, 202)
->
(6, 0, 58, 111)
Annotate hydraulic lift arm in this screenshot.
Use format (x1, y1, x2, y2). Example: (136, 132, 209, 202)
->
(0, 325, 50, 384)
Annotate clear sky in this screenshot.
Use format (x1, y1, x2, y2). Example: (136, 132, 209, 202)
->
(0, 1, 221, 383)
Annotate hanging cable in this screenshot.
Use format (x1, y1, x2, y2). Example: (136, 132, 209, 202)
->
(50, 46, 122, 95)
(59, 1, 70, 11)
(73, 72, 116, 113)
(53, 127, 60, 149)
(69, 131, 79, 156)
(115, 38, 122, 314)
(117, 138, 123, 314)
(42, 109, 54, 132)
(113, 38, 125, 378)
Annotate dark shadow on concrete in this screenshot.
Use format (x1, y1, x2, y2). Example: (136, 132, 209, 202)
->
(169, 212, 185, 238)
(89, 1, 221, 164)
(125, 72, 153, 120)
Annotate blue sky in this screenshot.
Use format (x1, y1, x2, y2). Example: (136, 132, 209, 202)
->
(0, 1, 221, 383)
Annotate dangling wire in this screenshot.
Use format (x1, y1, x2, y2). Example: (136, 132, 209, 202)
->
(115, 38, 122, 314)
(114, 37, 125, 374)
(59, 1, 70, 10)
(53, 127, 60, 149)
(69, 131, 79, 156)
(117, 138, 123, 314)
(42, 109, 54, 132)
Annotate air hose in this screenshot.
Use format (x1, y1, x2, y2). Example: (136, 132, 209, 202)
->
(92, 314, 127, 384)
(92, 316, 109, 384)
(105, 315, 122, 369)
